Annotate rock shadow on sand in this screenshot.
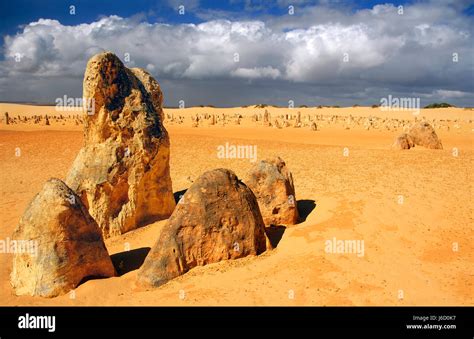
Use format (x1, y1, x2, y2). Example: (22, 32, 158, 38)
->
(297, 199, 316, 222)
(77, 274, 112, 287)
(174, 189, 188, 204)
(111, 247, 151, 276)
(265, 225, 286, 248)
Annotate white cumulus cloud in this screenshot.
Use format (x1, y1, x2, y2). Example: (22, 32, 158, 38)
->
(231, 66, 281, 79)
(0, 1, 472, 106)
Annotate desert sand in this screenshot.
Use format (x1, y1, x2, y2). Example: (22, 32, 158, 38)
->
(0, 103, 473, 305)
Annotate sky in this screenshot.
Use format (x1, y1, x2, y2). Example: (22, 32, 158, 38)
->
(0, 0, 473, 107)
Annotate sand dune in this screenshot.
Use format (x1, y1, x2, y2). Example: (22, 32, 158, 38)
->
(0, 104, 472, 305)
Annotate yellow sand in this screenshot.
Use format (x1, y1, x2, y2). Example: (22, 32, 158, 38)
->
(0, 104, 472, 306)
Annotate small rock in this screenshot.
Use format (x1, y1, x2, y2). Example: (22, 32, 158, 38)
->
(392, 133, 415, 150)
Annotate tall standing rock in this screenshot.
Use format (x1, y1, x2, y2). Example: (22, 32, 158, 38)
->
(66, 52, 176, 237)
(11, 178, 115, 297)
(263, 109, 270, 126)
(245, 157, 299, 226)
(137, 169, 268, 288)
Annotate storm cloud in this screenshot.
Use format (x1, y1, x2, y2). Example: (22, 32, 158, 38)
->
(0, 0, 472, 107)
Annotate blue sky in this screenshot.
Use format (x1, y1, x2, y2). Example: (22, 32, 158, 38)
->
(0, 0, 473, 106)
(0, 0, 431, 38)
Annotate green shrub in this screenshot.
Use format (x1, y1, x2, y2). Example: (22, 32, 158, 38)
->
(424, 102, 455, 108)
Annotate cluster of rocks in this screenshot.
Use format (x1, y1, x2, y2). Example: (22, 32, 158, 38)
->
(4, 109, 467, 133)
(11, 52, 176, 297)
(173, 110, 467, 134)
(2, 113, 84, 126)
(10, 52, 452, 297)
(160, 107, 471, 134)
(137, 157, 300, 288)
(11, 52, 300, 297)
(167, 109, 320, 130)
(173, 112, 243, 127)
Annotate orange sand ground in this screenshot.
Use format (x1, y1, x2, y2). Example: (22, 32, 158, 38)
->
(0, 103, 473, 306)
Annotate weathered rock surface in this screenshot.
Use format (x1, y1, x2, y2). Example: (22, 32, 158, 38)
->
(393, 122, 443, 150)
(408, 122, 443, 149)
(245, 157, 299, 226)
(137, 169, 268, 288)
(392, 133, 415, 150)
(11, 178, 115, 298)
(66, 52, 175, 237)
